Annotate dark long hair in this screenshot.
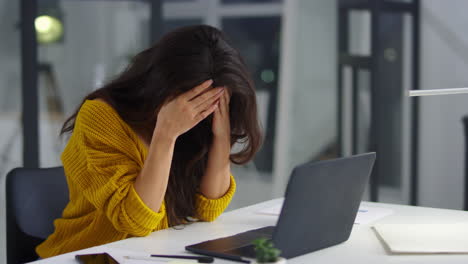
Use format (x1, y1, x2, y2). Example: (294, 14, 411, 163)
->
(61, 25, 262, 226)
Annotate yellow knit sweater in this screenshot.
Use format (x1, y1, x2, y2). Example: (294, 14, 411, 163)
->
(36, 100, 236, 258)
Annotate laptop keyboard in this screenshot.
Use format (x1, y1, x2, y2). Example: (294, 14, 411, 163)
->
(186, 226, 275, 260)
(222, 226, 275, 258)
(224, 244, 257, 258)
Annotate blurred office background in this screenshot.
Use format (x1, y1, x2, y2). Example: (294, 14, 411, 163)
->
(1, 0, 468, 262)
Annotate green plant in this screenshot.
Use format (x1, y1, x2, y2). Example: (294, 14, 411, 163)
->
(252, 238, 281, 263)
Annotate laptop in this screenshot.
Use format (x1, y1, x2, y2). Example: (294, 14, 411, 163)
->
(186, 153, 376, 261)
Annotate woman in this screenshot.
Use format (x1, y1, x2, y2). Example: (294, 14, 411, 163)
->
(36, 25, 262, 258)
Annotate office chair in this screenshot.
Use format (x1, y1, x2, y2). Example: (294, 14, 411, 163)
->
(6, 167, 69, 264)
(462, 116, 468, 210)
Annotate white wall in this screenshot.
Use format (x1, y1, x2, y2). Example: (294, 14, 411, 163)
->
(39, 1, 150, 118)
(419, 0, 468, 209)
(274, 0, 337, 196)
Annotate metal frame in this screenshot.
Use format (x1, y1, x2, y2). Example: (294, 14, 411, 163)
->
(410, 0, 420, 206)
(337, 0, 420, 203)
(149, 0, 163, 43)
(368, 0, 381, 203)
(21, 0, 39, 168)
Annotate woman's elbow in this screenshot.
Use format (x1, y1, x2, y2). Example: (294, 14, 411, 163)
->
(197, 211, 223, 222)
(107, 207, 163, 236)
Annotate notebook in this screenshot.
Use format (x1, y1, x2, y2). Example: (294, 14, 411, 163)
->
(373, 223, 468, 254)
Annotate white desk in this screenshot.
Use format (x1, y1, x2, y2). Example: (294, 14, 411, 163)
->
(31, 199, 468, 264)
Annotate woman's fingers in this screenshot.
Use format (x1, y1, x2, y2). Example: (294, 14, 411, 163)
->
(194, 88, 224, 112)
(194, 102, 219, 124)
(174, 80, 228, 130)
(184, 79, 213, 101)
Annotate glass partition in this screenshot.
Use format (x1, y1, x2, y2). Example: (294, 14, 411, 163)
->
(37, 0, 152, 167)
(0, 0, 21, 260)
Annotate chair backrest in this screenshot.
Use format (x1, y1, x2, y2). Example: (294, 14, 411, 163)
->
(6, 167, 69, 264)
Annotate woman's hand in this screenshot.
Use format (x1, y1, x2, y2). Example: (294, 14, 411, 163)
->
(199, 89, 232, 199)
(136, 80, 225, 212)
(212, 88, 231, 141)
(154, 79, 225, 140)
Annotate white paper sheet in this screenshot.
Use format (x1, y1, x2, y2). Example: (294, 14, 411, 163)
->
(256, 204, 393, 225)
(373, 223, 468, 253)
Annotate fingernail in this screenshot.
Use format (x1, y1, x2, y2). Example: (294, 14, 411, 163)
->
(207, 79, 213, 84)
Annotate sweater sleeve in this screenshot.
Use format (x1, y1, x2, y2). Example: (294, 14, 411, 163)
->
(194, 175, 236, 221)
(66, 101, 165, 236)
